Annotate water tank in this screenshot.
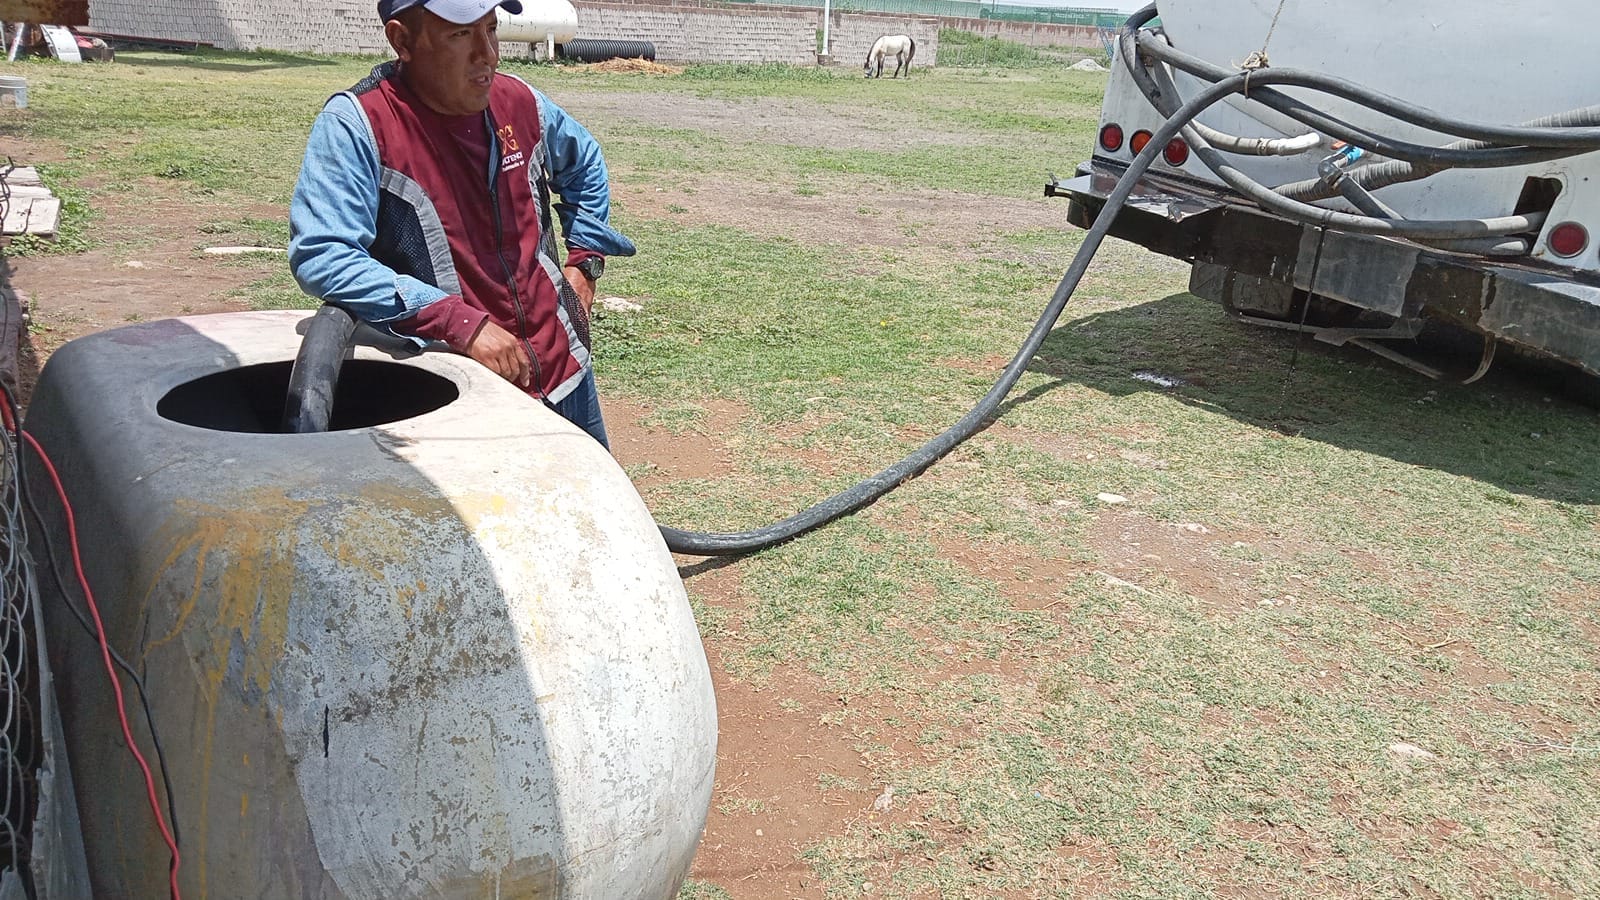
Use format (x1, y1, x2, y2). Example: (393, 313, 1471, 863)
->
(24, 310, 717, 898)
(497, 0, 579, 45)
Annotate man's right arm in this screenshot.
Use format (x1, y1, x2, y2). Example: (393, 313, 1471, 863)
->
(288, 96, 487, 349)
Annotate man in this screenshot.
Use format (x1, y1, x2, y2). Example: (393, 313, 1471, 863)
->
(288, 0, 633, 448)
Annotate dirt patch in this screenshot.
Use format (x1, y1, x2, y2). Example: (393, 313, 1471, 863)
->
(616, 171, 1067, 260)
(0, 167, 286, 399)
(934, 531, 1087, 611)
(557, 90, 985, 151)
(607, 395, 741, 482)
(1089, 508, 1273, 612)
(687, 664, 874, 898)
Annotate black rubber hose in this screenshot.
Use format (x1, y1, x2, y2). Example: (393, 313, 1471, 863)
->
(1273, 105, 1600, 202)
(1120, 9, 1598, 169)
(283, 304, 357, 434)
(660, 68, 1268, 556)
(1123, 37, 1548, 237)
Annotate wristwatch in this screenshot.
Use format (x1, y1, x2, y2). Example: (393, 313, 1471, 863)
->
(573, 255, 605, 282)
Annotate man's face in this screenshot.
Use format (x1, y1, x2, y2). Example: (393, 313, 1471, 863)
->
(388, 9, 500, 116)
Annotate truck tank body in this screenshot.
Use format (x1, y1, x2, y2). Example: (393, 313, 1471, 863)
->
(1056, 2, 1600, 380)
(24, 310, 717, 898)
(1151, 0, 1600, 251)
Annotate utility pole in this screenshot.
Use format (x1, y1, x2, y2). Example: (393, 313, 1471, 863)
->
(821, 0, 831, 62)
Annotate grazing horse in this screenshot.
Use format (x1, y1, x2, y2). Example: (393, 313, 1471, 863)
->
(863, 34, 916, 78)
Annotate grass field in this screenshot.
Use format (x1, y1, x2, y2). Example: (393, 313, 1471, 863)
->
(1, 45, 1597, 899)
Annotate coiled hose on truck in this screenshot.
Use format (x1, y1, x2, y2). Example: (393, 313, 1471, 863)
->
(287, 6, 1600, 557)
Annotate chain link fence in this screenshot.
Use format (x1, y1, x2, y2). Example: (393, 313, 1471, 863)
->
(0, 416, 41, 894)
(728, 0, 1126, 27)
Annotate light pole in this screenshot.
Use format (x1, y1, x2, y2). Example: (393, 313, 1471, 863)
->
(821, 0, 832, 62)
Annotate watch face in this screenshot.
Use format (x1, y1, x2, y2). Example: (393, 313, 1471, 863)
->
(578, 257, 604, 280)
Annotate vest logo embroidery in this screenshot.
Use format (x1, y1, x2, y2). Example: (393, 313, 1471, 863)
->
(498, 124, 526, 173)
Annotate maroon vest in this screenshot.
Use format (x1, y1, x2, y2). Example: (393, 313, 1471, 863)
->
(354, 69, 586, 400)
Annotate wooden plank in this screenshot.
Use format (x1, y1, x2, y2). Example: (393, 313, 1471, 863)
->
(1, 198, 32, 235)
(23, 197, 59, 234)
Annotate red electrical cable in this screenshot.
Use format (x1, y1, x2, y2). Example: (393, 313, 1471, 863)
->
(14, 426, 183, 899)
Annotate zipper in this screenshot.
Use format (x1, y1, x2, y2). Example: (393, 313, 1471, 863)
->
(485, 110, 541, 397)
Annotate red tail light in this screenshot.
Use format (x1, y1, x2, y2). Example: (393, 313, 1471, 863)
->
(1547, 221, 1588, 258)
(1099, 123, 1125, 153)
(1163, 138, 1190, 167)
(1129, 130, 1153, 155)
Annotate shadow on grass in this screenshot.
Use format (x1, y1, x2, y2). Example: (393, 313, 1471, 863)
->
(1027, 292, 1600, 506)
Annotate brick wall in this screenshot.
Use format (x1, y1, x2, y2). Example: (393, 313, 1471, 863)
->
(88, 0, 393, 54)
(88, 0, 820, 62)
(574, 2, 816, 64)
(826, 13, 938, 72)
(935, 16, 1101, 50)
(86, 0, 1098, 58)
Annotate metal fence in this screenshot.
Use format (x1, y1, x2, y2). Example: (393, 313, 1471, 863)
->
(727, 0, 1126, 26)
(0, 421, 39, 890)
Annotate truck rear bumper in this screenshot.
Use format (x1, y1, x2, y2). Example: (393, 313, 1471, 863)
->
(1052, 160, 1600, 378)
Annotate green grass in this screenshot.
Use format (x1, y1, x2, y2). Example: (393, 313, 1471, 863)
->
(3, 47, 1597, 900)
(937, 28, 1097, 69)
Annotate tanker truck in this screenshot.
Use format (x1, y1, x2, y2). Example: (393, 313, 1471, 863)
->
(1053, 1, 1600, 387)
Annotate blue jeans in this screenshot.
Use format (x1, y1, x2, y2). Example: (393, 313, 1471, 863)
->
(548, 369, 610, 450)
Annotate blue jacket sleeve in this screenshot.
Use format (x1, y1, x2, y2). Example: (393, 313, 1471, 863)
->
(535, 90, 637, 258)
(288, 94, 451, 333)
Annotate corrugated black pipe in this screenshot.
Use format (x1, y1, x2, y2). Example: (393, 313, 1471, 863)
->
(561, 39, 656, 63)
(282, 304, 358, 433)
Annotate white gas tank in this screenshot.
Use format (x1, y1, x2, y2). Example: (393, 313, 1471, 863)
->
(498, 0, 579, 45)
(27, 310, 717, 898)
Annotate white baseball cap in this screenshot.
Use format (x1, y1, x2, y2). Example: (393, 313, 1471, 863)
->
(379, 0, 523, 24)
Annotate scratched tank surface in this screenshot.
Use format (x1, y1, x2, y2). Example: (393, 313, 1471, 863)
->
(24, 310, 716, 899)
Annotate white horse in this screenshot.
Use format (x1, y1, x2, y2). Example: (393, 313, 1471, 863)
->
(863, 34, 916, 78)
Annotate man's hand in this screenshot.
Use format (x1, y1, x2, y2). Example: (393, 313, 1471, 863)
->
(465, 320, 531, 388)
(564, 265, 596, 319)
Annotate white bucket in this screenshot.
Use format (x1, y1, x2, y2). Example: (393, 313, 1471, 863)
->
(0, 75, 27, 109)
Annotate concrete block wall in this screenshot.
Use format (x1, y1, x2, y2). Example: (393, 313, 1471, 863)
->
(88, 0, 392, 54)
(934, 17, 1101, 50)
(574, 2, 816, 64)
(826, 13, 938, 72)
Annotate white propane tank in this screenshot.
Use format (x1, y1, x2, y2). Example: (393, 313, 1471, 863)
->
(497, 0, 579, 45)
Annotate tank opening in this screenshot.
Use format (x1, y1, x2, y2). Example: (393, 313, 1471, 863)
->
(158, 360, 458, 433)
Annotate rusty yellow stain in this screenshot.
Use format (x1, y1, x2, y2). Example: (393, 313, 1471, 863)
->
(135, 490, 314, 898)
(451, 491, 513, 529)
(140, 539, 211, 661)
(128, 485, 472, 896)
